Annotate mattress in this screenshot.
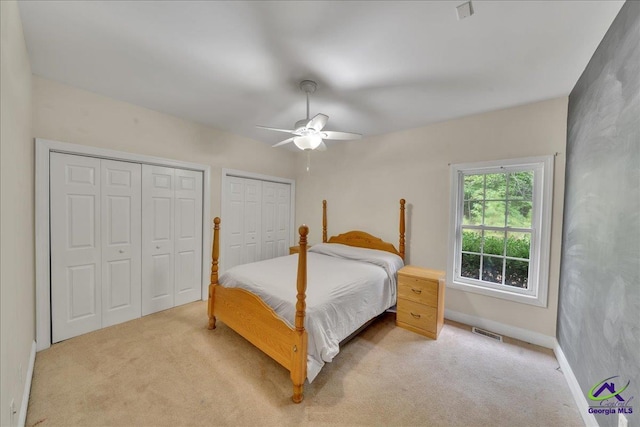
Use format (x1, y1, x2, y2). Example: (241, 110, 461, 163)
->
(219, 242, 404, 382)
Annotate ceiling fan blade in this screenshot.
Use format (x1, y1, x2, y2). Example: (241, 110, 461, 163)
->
(322, 131, 362, 140)
(257, 125, 295, 134)
(316, 141, 327, 152)
(272, 137, 294, 148)
(307, 113, 329, 131)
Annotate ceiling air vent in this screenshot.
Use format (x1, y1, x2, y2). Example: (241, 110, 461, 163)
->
(472, 326, 503, 342)
(456, 1, 474, 20)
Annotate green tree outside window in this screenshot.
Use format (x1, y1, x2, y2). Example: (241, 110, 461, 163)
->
(460, 171, 533, 288)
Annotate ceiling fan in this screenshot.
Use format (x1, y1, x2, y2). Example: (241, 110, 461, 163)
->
(257, 80, 362, 151)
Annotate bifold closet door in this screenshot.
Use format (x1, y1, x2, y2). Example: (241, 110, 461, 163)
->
(142, 165, 175, 315)
(243, 178, 262, 263)
(225, 176, 245, 269)
(224, 177, 293, 271)
(101, 159, 142, 328)
(142, 165, 203, 315)
(174, 169, 203, 306)
(51, 153, 103, 342)
(224, 177, 263, 270)
(274, 183, 291, 257)
(51, 155, 203, 339)
(262, 182, 291, 259)
(51, 153, 142, 342)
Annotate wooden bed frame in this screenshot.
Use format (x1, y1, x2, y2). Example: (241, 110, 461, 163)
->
(207, 199, 406, 403)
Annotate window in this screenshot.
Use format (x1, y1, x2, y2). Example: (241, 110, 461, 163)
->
(448, 156, 553, 307)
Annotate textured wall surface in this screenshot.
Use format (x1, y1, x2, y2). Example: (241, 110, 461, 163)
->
(559, 2, 639, 426)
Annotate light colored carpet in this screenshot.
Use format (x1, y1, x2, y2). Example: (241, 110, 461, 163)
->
(27, 301, 582, 426)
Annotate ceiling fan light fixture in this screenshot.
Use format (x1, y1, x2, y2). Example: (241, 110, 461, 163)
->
(258, 80, 361, 151)
(293, 134, 322, 150)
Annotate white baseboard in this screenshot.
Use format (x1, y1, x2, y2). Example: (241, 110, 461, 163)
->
(553, 340, 598, 427)
(18, 341, 36, 427)
(444, 309, 556, 348)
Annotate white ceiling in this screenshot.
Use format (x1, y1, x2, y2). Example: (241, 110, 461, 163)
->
(18, 1, 624, 147)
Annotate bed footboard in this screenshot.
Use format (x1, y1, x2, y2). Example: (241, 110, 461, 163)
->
(207, 218, 220, 330)
(214, 286, 306, 371)
(208, 219, 309, 403)
(291, 225, 309, 403)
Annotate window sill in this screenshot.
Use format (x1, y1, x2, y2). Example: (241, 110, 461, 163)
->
(448, 279, 548, 307)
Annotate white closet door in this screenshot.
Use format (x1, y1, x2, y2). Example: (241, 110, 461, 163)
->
(51, 153, 102, 342)
(275, 183, 291, 257)
(243, 179, 262, 263)
(174, 169, 203, 306)
(225, 176, 245, 270)
(262, 181, 290, 259)
(262, 181, 277, 260)
(225, 176, 291, 270)
(101, 160, 142, 327)
(142, 165, 175, 315)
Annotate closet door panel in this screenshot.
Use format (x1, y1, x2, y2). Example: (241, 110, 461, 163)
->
(225, 177, 245, 270)
(262, 182, 277, 260)
(101, 160, 142, 327)
(174, 169, 203, 306)
(51, 153, 102, 342)
(142, 165, 175, 315)
(261, 182, 289, 258)
(224, 176, 291, 271)
(243, 179, 262, 264)
(275, 183, 291, 257)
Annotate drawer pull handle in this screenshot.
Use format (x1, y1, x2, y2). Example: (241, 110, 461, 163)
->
(410, 312, 421, 319)
(411, 288, 422, 294)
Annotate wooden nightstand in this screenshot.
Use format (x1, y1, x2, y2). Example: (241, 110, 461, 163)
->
(396, 266, 445, 339)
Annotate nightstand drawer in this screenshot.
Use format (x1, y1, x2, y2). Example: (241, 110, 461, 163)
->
(396, 299, 437, 333)
(398, 276, 438, 307)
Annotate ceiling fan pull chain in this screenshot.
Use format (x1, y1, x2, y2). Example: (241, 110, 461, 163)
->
(306, 151, 311, 173)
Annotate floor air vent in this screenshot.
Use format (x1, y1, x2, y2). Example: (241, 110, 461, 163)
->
(472, 327, 503, 342)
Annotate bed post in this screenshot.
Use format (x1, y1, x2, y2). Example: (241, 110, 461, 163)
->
(208, 217, 220, 330)
(399, 199, 406, 261)
(291, 225, 309, 403)
(322, 200, 327, 243)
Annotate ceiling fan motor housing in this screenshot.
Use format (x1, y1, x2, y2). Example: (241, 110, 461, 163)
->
(299, 80, 317, 94)
(294, 118, 310, 133)
(258, 79, 360, 151)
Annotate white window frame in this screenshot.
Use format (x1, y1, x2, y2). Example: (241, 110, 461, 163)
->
(448, 155, 553, 307)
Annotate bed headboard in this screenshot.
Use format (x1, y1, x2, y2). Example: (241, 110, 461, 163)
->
(322, 199, 406, 260)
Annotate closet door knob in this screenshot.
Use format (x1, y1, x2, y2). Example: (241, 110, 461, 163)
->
(118, 249, 124, 254)
(156, 245, 160, 249)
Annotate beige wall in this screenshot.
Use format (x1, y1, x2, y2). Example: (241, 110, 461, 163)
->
(0, 1, 35, 425)
(33, 76, 297, 219)
(295, 98, 568, 337)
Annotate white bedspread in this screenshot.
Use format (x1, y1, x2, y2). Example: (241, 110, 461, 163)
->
(219, 243, 404, 382)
